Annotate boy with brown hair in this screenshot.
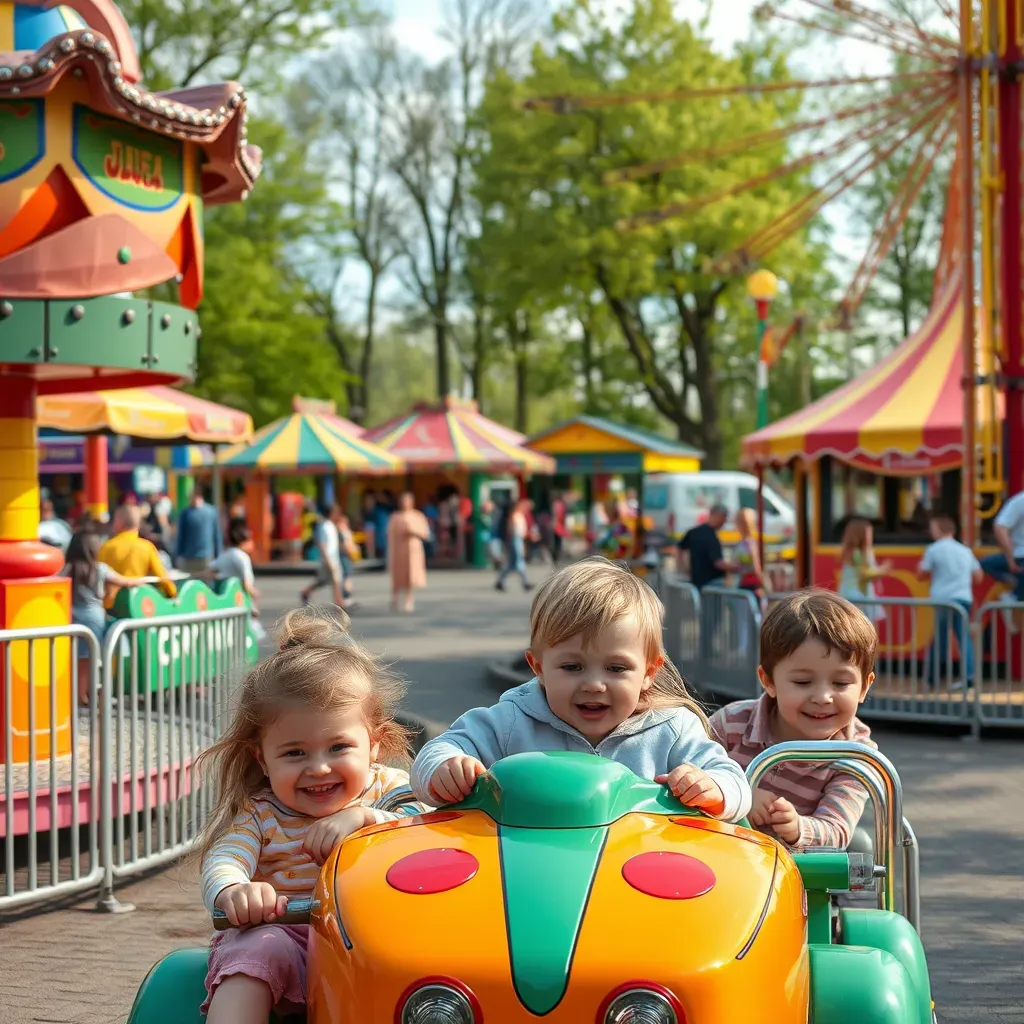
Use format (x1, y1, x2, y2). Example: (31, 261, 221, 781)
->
(709, 590, 878, 850)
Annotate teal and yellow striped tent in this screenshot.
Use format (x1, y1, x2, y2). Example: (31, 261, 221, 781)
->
(216, 412, 404, 475)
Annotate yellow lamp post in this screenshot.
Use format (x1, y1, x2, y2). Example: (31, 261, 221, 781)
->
(747, 270, 779, 429)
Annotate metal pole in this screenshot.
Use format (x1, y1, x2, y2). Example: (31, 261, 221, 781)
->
(999, 0, 1024, 498)
(960, 3, 978, 546)
(755, 304, 770, 429)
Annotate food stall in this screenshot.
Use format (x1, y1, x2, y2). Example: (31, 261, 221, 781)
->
(527, 415, 704, 555)
(363, 398, 555, 567)
(215, 409, 404, 565)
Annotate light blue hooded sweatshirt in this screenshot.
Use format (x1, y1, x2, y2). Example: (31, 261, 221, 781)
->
(410, 680, 752, 822)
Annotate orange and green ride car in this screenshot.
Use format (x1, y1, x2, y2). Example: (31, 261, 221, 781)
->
(128, 747, 934, 1024)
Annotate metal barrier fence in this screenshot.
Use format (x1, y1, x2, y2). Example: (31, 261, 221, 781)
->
(975, 601, 1024, 730)
(698, 585, 763, 700)
(667, 578, 1024, 732)
(1, 625, 102, 909)
(0, 606, 248, 913)
(98, 606, 249, 912)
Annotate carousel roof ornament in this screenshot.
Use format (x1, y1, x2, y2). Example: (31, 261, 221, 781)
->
(0, 0, 261, 204)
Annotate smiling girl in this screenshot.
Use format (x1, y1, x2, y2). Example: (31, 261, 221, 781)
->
(195, 609, 416, 1024)
(710, 590, 878, 850)
(410, 557, 751, 822)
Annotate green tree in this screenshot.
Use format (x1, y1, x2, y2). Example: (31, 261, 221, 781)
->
(190, 117, 351, 425)
(119, 0, 361, 91)
(473, 0, 833, 466)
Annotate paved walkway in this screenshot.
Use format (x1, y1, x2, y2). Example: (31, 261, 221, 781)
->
(1, 569, 1020, 1023)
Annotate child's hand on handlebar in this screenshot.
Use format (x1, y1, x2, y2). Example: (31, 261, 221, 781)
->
(303, 806, 376, 865)
(214, 882, 288, 927)
(429, 755, 486, 803)
(655, 764, 725, 815)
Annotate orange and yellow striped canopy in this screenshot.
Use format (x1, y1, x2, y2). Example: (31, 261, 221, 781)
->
(37, 386, 253, 444)
(742, 274, 997, 472)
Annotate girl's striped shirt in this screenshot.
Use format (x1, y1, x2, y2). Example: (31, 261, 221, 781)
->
(709, 695, 876, 851)
(202, 763, 421, 911)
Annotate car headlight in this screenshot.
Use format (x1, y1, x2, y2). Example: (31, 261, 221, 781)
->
(400, 981, 477, 1024)
(601, 985, 681, 1024)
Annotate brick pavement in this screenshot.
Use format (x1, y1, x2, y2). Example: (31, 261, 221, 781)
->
(0, 570, 1021, 1023)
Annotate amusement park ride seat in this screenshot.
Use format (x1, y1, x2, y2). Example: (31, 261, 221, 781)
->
(126, 743, 936, 1024)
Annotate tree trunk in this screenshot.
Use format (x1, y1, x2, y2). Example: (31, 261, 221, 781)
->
(354, 273, 379, 425)
(434, 313, 450, 399)
(580, 317, 595, 410)
(510, 317, 528, 433)
(688, 317, 723, 468)
(471, 304, 486, 409)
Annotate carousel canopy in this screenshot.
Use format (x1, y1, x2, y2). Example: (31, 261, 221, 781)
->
(216, 411, 402, 475)
(364, 398, 555, 474)
(37, 385, 253, 444)
(528, 415, 703, 475)
(741, 273, 996, 473)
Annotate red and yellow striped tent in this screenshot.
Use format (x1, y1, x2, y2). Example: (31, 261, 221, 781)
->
(742, 272, 998, 473)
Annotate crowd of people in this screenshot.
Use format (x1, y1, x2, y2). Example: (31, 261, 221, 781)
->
(44, 487, 258, 706)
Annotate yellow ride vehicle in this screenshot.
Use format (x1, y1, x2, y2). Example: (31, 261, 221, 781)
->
(128, 742, 934, 1024)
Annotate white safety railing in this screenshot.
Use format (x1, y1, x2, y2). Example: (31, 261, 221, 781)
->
(1, 606, 248, 913)
(975, 601, 1024, 730)
(845, 596, 975, 729)
(1, 625, 103, 910)
(98, 606, 249, 912)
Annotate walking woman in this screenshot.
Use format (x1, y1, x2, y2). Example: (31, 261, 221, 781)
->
(387, 492, 431, 613)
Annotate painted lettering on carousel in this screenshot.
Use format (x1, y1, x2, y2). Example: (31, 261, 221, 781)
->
(72, 105, 184, 211)
(0, 99, 45, 184)
(103, 140, 165, 192)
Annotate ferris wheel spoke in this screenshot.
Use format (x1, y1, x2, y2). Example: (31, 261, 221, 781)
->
(783, 0, 960, 54)
(840, 109, 959, 317)
(603, 76, 953, 186)
(619, 82, 954, 232)
(744, 91, 955, 259)
(758, 3, 958, 62)
(519, 69, 943, 114)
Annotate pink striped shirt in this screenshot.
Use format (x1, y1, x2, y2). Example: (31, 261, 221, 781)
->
(708, 695, 875, 851)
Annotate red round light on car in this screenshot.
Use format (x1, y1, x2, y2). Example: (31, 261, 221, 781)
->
(621, 851, 715, 900)
(386, 848, 479, 895)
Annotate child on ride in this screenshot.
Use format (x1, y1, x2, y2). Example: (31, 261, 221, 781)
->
(196, 608, 416, 1024)
(411, 557, 752, 821)
(710, 590, 877, 850)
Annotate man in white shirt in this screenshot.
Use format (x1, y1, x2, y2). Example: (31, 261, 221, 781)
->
(299, 505, 345, 608)
(917, 513, 982, 686)
(980, 489, 1024, 601)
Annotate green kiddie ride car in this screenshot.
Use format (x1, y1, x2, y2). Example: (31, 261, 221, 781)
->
(127, 741, 936, 1023)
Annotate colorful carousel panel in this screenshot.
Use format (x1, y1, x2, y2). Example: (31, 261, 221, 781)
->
(365, 398, 555, 474)
(215, 411, 403, 475)
(37, 386, 254, 444)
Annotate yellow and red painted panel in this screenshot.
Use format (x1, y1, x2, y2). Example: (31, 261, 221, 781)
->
(0, 575, 72, 763)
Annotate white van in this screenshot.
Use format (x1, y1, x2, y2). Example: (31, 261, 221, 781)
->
(643, 471, 796, 547)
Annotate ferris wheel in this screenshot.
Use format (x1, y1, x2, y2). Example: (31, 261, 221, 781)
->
(522, 0, 1020, 545)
